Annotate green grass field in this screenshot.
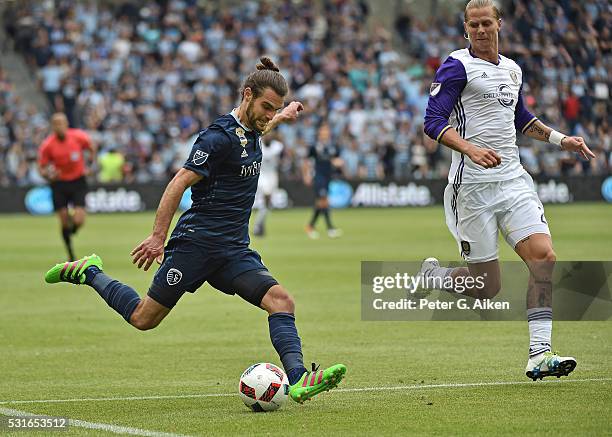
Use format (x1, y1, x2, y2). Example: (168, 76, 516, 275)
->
(1, 203, 611, 436)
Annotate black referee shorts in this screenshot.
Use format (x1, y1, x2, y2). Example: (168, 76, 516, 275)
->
(51, 176, 88, 210)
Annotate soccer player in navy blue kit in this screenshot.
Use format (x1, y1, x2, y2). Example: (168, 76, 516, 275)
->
(303, 123, 343, 239)
(45, 57, 346, 403)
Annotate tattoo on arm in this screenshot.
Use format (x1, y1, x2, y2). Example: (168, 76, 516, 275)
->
(525, 120, 552, 142)
(527, 122, 546, 137)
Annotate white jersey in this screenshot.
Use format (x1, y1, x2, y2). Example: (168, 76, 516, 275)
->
(260, 139, 283, 176)
(425, 48, 538, 184)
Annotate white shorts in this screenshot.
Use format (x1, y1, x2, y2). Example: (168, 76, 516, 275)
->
(258, 173, 278, 196)
(444, 173, 551, 263)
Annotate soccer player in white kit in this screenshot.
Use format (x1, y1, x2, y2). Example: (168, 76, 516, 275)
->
(254, 133, 284, 236)
(422, 0, 595, 380)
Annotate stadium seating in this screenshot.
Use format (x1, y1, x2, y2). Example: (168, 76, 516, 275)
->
(0, 0, 609, 186)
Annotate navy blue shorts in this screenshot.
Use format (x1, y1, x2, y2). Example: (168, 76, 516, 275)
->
(314, 177, 330, 198)
(147, 238, 278, 309)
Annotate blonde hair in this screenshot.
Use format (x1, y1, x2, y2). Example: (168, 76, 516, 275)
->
(464, 0, 501, 21)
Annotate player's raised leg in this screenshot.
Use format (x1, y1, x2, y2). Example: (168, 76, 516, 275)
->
(419, 257, 501, 299)
(44, 254, 170, 330)
(515, 233, 576, 380)
(419, 183, 503, 298)
(260, 284, 346, 403)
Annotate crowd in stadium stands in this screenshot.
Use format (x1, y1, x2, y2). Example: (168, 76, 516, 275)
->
(0, 0, 609, 187)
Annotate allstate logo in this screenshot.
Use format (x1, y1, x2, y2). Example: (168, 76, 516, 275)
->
(25, 186, 54, 215)
(179, 187, 193, 211)
(328, 180, 353, 209)
(601, 176, 612, 202)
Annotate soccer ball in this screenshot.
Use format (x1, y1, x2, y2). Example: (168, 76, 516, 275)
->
(238, 363, 289, 412)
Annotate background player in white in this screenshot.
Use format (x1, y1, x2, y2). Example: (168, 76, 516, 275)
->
(422, 0, 595, 380)
(253, 132, 284, 236)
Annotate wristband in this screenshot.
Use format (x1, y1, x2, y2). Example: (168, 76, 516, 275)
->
(549, 130, 566, 148)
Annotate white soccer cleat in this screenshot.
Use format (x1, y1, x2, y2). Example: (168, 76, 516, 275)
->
(418, 257, 441, 291)
(525, 351, 577, 381)
(408, 257, 441, 298)
(327, 228, 343, 238)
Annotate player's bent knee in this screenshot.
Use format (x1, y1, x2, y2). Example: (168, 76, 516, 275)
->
(130, 314, 160, 331)
(128, 301, 166, 331)
(263, 285, 295, 314)
(541, 249, 556, 263)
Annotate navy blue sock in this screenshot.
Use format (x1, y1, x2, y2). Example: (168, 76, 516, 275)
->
(322, 208, 333, 229)
(309, 208, 321, 227)
(268, 312, 306, 385)
(61, 227, 75, 260)
(84, 267, 141, 322)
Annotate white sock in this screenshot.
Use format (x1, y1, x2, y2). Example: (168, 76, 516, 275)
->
(527, 307, 552, 358)
(424, 266, 454, 291)
(255, 207, 268, 228)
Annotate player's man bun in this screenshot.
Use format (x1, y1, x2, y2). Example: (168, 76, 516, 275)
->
(256, 56, 280, 72)
(240, 56, 287, 99)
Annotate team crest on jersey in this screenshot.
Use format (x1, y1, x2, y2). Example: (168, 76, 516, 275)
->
(430, 82, 441, 96)
(509, 70, 519, 85)
(192, 149, 209, 166)
(166, 268, 182, 286)
(235, 127, 248, 147)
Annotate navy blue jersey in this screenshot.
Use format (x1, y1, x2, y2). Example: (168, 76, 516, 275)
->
(172, 111, 262, 252)
(308, 143, 340, 180)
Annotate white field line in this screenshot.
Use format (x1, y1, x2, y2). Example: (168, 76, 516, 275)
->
(0, 377, 610, 406)
(0, 406, 190, 437)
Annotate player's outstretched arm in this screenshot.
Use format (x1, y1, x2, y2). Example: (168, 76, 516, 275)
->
(523, 120, 596, 160)
(439, 127, 502, 169)
(131, 168, 202, 271)
(262, 101, 304, 136)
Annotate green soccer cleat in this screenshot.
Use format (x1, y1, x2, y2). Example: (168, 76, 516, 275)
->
(525, 351, 577, 381)
(44, 254, 103, 285)
(289, 363, 347, 404)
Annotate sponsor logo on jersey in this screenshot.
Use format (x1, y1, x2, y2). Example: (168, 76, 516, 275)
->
(192, 149, 209, 165)
(430, 82, 441, 96)
(166, 268, 182, 286)
(483, 84, 515, 107)
(481, 71, 488, 78)
(240, 160, 262, 177)
(241, 149, 248, 158)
